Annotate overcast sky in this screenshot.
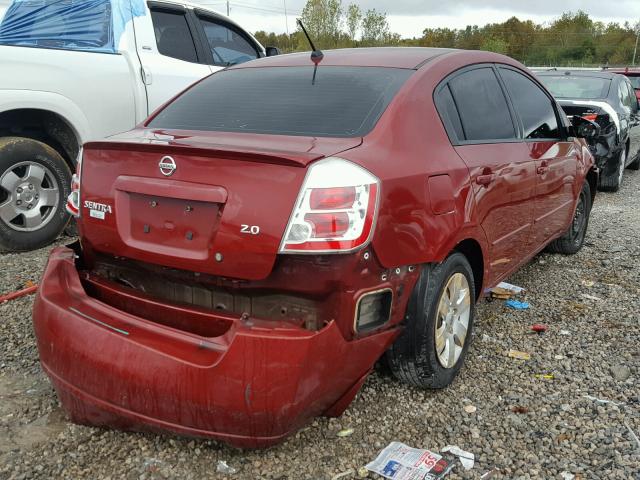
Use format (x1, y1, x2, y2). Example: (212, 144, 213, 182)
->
(193, 0, 640, 37)
(0, 0, 638, 38)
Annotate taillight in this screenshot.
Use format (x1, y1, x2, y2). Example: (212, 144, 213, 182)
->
(65, 148, 82, 217)
(279, 157, 379, 253)
(581, 114, 598, 122)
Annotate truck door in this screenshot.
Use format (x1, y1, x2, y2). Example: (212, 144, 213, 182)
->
(132, 2, 212, 114)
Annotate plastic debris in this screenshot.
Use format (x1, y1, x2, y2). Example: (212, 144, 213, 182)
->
(560, 472, 575, 480)
(337, 427, 354, 438)
(331, 469, 355, 480)
(580, 293, 602, 301)
(216, 460, 237, 475)
(366, 442, 455, 479)
(534, 373, 554, 380)
(580, 279, 595, 287)
(480, 469, 498, 479)
(624, 422, 640, 450)
(357, 466, 369, 478)
(530, 323, 548, 333)
(143, 458, 164, 472)
(559, 329, 570, 335)
(504, 299, 529, 310)
(441, 445, 474, 470)
(463, 405, 477, 414)
(0, 283, 38, 303)
(508, 350, 531, 360)
(491, 282, 526, 299)
(583, 395, 624, 406)
(511, 406, 529, 414)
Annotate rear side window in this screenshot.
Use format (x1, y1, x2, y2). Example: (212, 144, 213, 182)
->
(197, 16, 258, 66)
(434, 85, 464, 141)
(148, 66, 412, 137)
(150, 9, 198, 63)
(499, 68, 560, 140)
(448, 68, 516, 142)
(0, 0, 113, 52)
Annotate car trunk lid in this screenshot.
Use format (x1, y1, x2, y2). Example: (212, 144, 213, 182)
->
(79, 129, 362, 280)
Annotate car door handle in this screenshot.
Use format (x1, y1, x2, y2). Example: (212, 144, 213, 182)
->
(476, 174, 495, 186)
(537, 161, 549, 175)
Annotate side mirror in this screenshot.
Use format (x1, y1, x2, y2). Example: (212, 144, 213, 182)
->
(571, 116, 600, 140)
(265, 46, 280, 57)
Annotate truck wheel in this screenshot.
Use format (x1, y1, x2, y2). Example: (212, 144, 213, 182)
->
(598, 148, 625, 192)
(547, 181, 591, 255)
(0, 137, 71, 251)
(386, 252, 475, 389)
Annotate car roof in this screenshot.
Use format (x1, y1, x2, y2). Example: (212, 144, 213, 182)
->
(536, 70, 619, 80)
(229, 47, 459, 70)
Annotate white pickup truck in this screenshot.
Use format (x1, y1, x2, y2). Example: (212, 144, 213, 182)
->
(0, 0, 275, 251)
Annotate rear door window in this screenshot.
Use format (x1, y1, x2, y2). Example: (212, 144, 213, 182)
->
(196, 16, 258, 66)
(434, 85, 464, 142)
(150, 9, 198, 63)
(499, 68, 560, 140)
(448, 67, 516, 142)
(148, 66, 412, 137)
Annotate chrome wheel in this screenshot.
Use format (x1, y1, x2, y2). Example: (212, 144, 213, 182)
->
(0, 161, 60, 232)
(435, 272, 471, 369)
(617, 149, 626, 187)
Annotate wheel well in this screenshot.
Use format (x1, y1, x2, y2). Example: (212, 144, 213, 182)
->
(0, 109, 80, 168)
(453, 239, 484, 300)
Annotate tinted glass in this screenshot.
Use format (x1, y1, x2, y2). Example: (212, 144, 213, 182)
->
(434, 85, 464, 141)
(150, 10, 198, 63)
(627, 76, 640, 89)
(448, 67, 516, 141)
(619, 81, 634, 108)
(500, 68, 560, 140)
(538, 75, 611, 99)
(148, 66, 412, 137)
(198, 17, 257, 66)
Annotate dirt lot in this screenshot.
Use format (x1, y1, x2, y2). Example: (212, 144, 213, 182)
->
(1, 171, 639, 479)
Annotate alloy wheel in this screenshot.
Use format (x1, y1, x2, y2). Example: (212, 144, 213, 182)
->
(435, 272, 471, 369)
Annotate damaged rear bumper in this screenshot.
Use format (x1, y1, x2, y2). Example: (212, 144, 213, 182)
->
(33, 245, 400, 448)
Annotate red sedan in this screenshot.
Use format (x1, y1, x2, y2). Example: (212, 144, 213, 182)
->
(34, 47, 598, 448)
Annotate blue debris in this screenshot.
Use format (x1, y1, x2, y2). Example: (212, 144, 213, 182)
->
(504, 299, 530, 310)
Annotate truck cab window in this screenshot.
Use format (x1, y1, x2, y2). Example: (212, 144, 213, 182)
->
(150, 10, 198, 63)
(197, 17, 258, 66)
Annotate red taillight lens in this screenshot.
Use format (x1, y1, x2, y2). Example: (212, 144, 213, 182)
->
(304, 212, 350, 238)
(582, 114, 598, 122)
(309, 187, 356, 210)
(280, 158, 380, 253)
(65, 148, 82, 217)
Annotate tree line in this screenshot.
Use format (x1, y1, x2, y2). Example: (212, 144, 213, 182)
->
(253, 1, 640, 67)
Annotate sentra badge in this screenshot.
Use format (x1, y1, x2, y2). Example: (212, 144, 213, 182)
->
(84, 200, 112, 220)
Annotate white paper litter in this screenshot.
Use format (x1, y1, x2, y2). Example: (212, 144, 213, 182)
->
(496, 281, 525, 294)
(365, 442, 455, 480)
(441, 445, 474, 470)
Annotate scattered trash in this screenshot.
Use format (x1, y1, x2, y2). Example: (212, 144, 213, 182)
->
(508, 350, 531, 360)
(554, 354, 564, 360)
(511, 406, 529, 414)
(0, 283, 38, 303)
(337, 427, 354, 438)
(534, 373, 554, 380)
(143, 458, 164, 472)
(357, 466, 369, 478)
(491, 282, 525, 299)
(560, 472, 575, 480)
(580, 279, 595, 287)
(504, 299, 529, 310)
(580, 293, 602, 302)
(216, 460, 237, 475)
(480, 468, 498, 479)
(530, 323, 548, 333)
(559, 330, 570, 336)
(441, 445, 474, 470)
(331, 469, 355, 480)
(366, 442, 455, 480)
(583, 395, 624, 406)
(463, 405, 477, 414)
(625, 422, 640, 450)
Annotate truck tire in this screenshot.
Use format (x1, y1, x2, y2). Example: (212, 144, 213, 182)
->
(386, 252, 475, 389)
(598, 148, 625, 192)
(0, 137, 71, 251)
(547, 181, 591, 255)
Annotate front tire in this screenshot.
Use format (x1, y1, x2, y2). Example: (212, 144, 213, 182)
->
(0, 137, 72, 251)
(386, 252, 475, 389)
(547, 180, 592, 255)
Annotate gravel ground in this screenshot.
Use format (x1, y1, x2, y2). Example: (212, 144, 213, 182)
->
(1, 171, 639, 480)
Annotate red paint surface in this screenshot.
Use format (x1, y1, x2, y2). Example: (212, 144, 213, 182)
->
(33, 48, 595, 447)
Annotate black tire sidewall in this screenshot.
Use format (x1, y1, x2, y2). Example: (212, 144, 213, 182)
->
(0, 137, 72, 251)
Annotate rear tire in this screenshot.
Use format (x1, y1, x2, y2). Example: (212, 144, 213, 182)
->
(547, 181, 591, 255)
(628, 152, 640, 170)
(598, 148, 625, 192)
(0, 137, 71, 252)
(386, 252, 475, 389)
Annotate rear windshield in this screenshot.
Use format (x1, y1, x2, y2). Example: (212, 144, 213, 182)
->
(627, 76, 640, 89)
(147, 66, 413, 137)
(538, 75, 611, 100)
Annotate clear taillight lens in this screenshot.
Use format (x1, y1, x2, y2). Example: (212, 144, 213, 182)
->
(279, 157, 379, 253)
(66, 148, 82, 217)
